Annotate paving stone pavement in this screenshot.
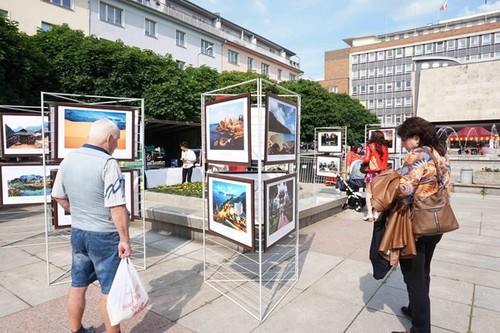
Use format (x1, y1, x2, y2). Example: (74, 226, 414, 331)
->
(0, 192, 499, 333)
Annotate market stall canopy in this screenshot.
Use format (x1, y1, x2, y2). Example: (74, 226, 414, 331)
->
(448, 126, 496, 141)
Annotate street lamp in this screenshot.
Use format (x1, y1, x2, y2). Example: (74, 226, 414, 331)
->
(197, 45, 213, 67)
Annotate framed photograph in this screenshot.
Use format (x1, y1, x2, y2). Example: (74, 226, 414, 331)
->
(368, 127, 396, 154)
(0, 164, 58, 206)
(387, 159, 396, 170)
(55, 103, 135, 160)
(207, 174, 255, 251)
(50, 169, 71, 229)
(317, 131, 342, 153)
(121, 168, 140, 220)
(205, 94, 251, 166)
(264, 173, 296, 250)
(1, 113, 49, 157)
(264, 93, 298, 164)
(316, 156, 341, 177)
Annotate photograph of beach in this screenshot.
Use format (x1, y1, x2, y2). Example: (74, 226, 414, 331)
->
(205, 94, 250, 165)
(63, 109, 127, 149)
(56, 104, 134, 160)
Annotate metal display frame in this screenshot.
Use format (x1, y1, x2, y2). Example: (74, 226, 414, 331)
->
(40, 92, 147, 285)
(201, 78, 301, 321)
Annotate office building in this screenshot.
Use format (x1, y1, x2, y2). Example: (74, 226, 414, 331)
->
(321, 9, 500, 126)
(0, 0, 302, 81)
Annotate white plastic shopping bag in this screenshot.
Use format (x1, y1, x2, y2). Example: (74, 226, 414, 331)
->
(107, 258, 150, 326)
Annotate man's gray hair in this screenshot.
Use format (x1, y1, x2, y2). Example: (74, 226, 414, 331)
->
(88, 118, 120, 143)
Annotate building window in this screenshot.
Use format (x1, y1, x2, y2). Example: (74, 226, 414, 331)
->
(405, 46, 413, 57)
(352, 70, 359, 79)
(386, 66, 393, 76)
(377, 84, 384, 92)
(247, 57, 254, 70)
(447, 39, 456, 50)
(368, 68, 375, 77)
(395, 48, 403, 58)
(41, 21, 54, 31)
(145, 18, 157, 37)
(360, 54, 367, 63)
(386, 98, 393, 107)
(360, 85, 366, 94)
(330, 86, 338, 93)
(277, 69, 283, 81)
(377, 99, 384, 109)
(415, 45, 423, 55)
(368, 52, 376, 62)
(495, 32, 500, 44)
(435, 41, 444, 52)
(352, 54, 358, 64)
(228, 50, 239, 65)
(176, 30, 186, 47)
(395, 81, 402, 91)
(289, 73, 296, 81)
(201, 40, 214, 55)
(99, 2, 123, 26)
(352, 86, 358, 94)
(261, 63, 269, 76)
(395, 97, 402, 107)
(470, 36, 479, 47)
(377, 51, 385, 61)
(482, 34, 491, 45)
(386, 83, 393, 92)
(377, 68, 384, 77)
(425, 43, 433, 54)
(368, 85, 375, 93)
(386, 49, 394, 59)
(458, 38, 467, 49)
(176, 60, 185, 69)
(44, 0, 72, 9)
(359, 69, 367, 78)
(405, 80, 411, 90)
(395, 65, 403, 74)
(405, 63, 413, 73)
(404, 97, 412, 106)
(367, 100, 375, 108)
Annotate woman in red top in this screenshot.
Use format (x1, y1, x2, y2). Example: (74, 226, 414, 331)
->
(346, 143, 363, 170)
(363, 130, 389, 221)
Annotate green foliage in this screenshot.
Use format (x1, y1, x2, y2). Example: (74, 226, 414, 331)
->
(0, 16, 49, 105)
(0, 22, 379, 142)
(151, 181, 203, 198)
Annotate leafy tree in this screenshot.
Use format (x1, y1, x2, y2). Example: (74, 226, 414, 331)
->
(0, 16, 49, 105)
(281, 79, 378, 144)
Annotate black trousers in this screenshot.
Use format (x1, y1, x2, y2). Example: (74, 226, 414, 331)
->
(182, 166, 193, 183)
(400, 234, 443, 333)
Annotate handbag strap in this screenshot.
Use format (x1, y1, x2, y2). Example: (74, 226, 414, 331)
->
(420, 146, 444, 186)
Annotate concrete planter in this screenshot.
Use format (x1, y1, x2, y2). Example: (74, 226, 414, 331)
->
(145, 191, 204, 207)
(474, 171, 500, 185)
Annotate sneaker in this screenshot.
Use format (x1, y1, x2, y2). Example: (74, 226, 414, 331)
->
(73, 326, 95, 333)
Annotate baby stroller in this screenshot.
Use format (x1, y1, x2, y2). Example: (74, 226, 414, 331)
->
(337, 160, 366, 212)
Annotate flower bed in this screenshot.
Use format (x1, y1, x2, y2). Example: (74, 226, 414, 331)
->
(151, 181, 203, 198)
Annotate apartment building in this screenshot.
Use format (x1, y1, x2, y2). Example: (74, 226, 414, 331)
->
(0, 0, 302, 81)
(321, 10, 500, 126)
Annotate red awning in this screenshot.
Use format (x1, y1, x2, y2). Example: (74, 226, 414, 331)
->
(448, 126, 497, 141)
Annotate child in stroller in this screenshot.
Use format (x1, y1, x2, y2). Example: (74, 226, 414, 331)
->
(336, 159, 366, 212)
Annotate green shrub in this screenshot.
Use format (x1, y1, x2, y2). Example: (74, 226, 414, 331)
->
(151, 181, 203, 198)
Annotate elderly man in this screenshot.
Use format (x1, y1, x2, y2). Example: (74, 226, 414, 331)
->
(52, 118, 131, 333)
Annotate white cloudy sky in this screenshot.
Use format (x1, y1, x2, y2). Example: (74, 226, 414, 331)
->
(191, 0, 500, 80)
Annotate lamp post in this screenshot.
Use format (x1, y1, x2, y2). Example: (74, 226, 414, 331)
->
(197, 45, 213, 67)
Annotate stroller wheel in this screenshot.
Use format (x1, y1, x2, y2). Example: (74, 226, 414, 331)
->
(355, 206, 362, 212)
